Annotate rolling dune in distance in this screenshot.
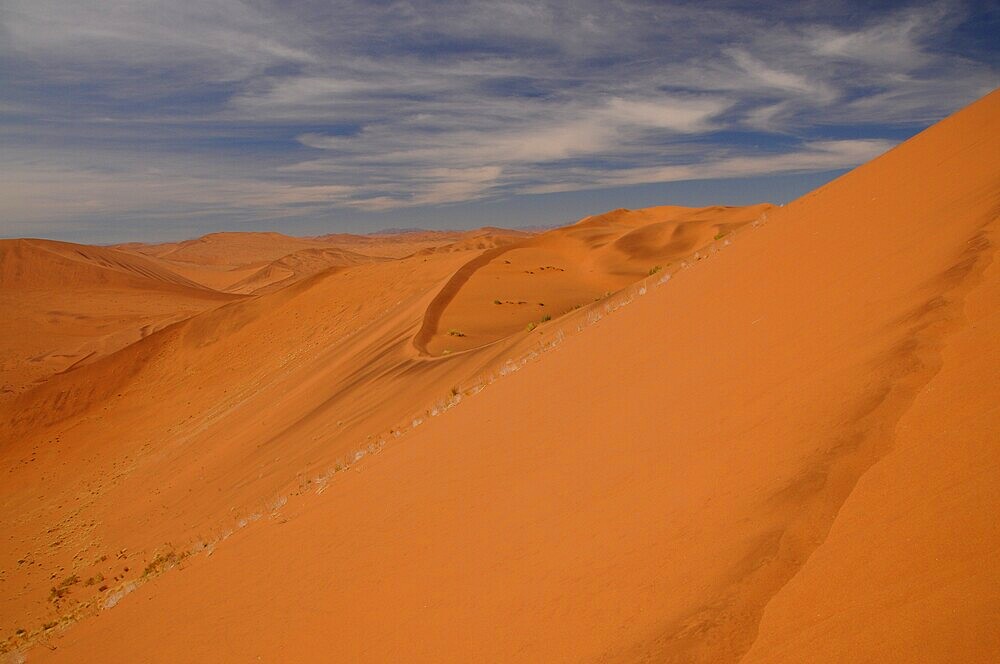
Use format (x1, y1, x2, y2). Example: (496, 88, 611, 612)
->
(0, 239, 239, 404)
(415, 203, 772, 355)
(1, 90, 998, 662)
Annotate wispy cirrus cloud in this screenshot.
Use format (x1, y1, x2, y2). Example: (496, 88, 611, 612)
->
(0, 0, 996, 240)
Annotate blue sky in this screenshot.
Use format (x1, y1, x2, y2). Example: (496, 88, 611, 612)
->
(0, 1, 996, 243)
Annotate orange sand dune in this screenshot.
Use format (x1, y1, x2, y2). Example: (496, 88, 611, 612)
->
(412, 228, 537, 256)
(223, 246, 390, 294)
(115, 228, 534, 291)
(2, 239, 217, 292)
(0, 234, 550, 637)
(416, 204, 771, 354)
(115, 231, 332, 266)
(2, 90, 998, 662)
(114, 232, 368, 291)
(314, 228, 533, 259)
(0, 239, 237, 402)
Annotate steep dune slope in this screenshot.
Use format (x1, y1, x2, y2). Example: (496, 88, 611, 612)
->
(19, 89, 999, 662)
(741, 225, 1000, 662)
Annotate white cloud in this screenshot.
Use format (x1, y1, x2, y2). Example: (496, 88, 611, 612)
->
(519, 139, 896, 196)
(0, 1, 995, 236)
(726, 50, 837, 101)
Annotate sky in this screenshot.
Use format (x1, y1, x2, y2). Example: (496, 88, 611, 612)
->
(0, 0, 997, 243)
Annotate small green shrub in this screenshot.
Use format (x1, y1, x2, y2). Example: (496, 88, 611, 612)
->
(448, 329, 465, 337)
(541, 314, 551, 322)
(526, 322, 537, 332)
(648, 265, 662, 275)
(714, 231, 727, 240)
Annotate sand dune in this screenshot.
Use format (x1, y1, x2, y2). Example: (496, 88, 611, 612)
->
(115, 231, 333, 267)
(1, 90, 998, 662)
(317, 227, 533, 259)
(0, 230, 545, 638)
(113, 228, 532, 292)
(0, 239, 237, 403)
(223, 246, 390, 295)
(2, 239, 217, 292)
(415, 204, 771, 354)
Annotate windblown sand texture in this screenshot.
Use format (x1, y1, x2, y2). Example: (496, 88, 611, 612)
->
(1, 90, 998, 662)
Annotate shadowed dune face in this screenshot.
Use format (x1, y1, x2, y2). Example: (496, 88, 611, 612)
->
(0, 90, 998, 663)
(415, 204, 771, 355)
(1, 239, 215, 292)
(0, 239, 239, 403)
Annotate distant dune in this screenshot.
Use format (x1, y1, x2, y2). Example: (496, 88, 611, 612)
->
(415, 203, 771, 355)
(1, 90, 998, 662)
(222, 246, 390, 295)
(0, 239, 238, 402)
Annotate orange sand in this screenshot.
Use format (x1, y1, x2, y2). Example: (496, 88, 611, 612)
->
(1, 90, 998, 662)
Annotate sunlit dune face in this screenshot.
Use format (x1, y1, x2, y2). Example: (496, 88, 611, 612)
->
(419, 205, 771, 355)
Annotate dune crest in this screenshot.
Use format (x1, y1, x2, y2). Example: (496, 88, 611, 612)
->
(414, 203, 772, 355)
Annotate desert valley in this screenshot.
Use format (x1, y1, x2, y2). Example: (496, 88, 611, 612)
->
(0, 86, 997, 662)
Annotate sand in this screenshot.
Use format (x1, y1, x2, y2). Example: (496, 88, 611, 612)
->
(1, 89, 997, 662)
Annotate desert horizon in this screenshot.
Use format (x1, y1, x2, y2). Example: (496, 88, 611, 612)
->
(2, 2, 999, 663)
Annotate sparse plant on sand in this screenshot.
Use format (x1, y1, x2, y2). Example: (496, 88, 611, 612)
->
(541, 314, 551, 322)
(649, 265, 662, 275)
(714, 231, 727, 240)
(494, 299, 502, 305)
(448, 329, 465, 337)
(526, 322, 537, 332)
(142, 550, 179, 578)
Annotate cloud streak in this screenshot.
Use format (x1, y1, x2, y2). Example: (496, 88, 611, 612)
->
(0, 0, 996, 239)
